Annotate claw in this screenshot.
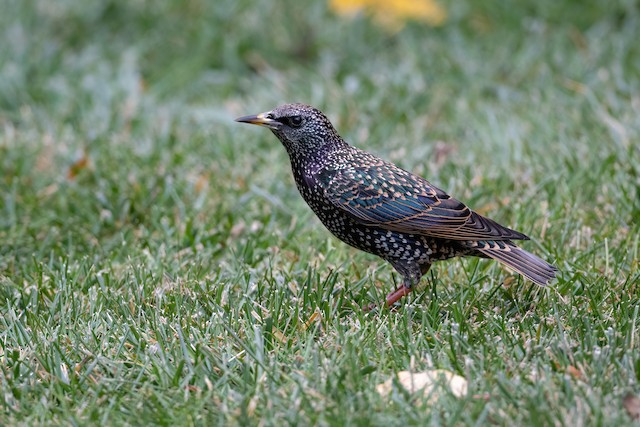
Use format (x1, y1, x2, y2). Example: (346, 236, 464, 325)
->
(362, 302, 379, 312)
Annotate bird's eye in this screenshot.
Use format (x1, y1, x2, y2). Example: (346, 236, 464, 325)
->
(288, 115, 303, 128)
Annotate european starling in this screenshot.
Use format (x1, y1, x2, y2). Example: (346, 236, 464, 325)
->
(236, 104, 557, 307)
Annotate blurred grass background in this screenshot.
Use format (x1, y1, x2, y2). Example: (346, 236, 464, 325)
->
(1, 0, 639, 425)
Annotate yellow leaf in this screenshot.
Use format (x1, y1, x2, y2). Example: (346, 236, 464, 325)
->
(329, 0, 447, 31)
(329, 0, 367, 15)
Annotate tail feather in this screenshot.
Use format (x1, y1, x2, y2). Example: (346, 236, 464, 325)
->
(471, 241, 557, 286)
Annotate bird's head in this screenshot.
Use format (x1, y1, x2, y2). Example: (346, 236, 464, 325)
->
(235, 103, 346, 158)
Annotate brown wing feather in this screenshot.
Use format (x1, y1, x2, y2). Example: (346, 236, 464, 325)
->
(319, 152, 529, 241)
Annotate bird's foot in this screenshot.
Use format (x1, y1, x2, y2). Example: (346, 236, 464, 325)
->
(362, 302, 379, 312)
(361, 285, 413, 312)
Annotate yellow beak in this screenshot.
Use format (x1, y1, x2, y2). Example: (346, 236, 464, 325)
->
(235, 112, 282, 130)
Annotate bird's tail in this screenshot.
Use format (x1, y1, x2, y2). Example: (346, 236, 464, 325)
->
(468, 240, 557, 286)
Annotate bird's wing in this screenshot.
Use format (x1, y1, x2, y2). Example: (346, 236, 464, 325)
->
(318, 160, 529, 241)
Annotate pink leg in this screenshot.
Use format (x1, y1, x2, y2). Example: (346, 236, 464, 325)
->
(385, 285, 413, 306)
(362, 285, 413, 311)
(363, 264, 429, 311)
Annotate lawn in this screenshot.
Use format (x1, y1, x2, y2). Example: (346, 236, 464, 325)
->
(1, 0, 639, 425)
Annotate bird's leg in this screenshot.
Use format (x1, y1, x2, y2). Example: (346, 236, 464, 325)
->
(361, 283, 410, 312)
(385, 284, 413, 306)
(384, 263, 430, 307)
(363, 263, 430, 311)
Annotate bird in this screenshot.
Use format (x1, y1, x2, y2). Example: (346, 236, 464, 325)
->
(236, 103, 557, 307)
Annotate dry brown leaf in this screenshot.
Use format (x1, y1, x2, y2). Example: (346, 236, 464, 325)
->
(623, 393, 640, 421)
(376, 370, 468, 401)
(303, 310, 322, 331)
(272, 328, 288, 344)
(566, 365, 584, 381)
(194, 173, 209, 193)
(67, 151, 91, 180)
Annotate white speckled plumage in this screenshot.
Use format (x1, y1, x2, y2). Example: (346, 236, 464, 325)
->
(236, 103, 557, 306)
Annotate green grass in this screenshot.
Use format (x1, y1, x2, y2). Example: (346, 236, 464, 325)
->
(1, 0, 639, 425)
